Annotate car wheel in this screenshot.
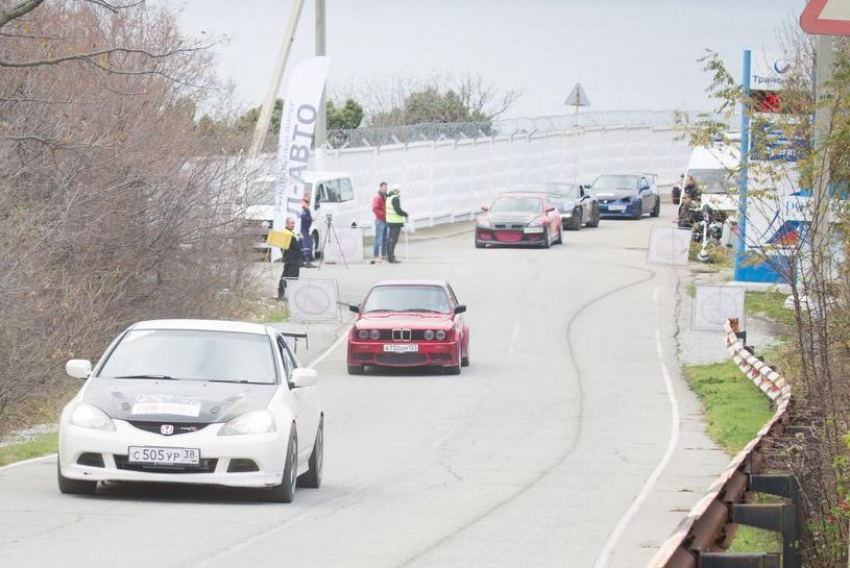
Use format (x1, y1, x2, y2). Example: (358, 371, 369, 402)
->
(586, 206, 600, 228)
(347, 365, 364, 375)
(542, 227, 551, 249)
(57, 459, 97, 495)
(650, 197, 661, 217)
(570, 209, 582, 230)
(299, 417, 323, 489)
(632, 203, 643, 220)
(444, 342, 462, 375)
(267, 427, 297, 503)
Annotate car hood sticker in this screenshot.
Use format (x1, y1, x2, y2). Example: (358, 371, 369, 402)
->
(83, 378, 277, 423)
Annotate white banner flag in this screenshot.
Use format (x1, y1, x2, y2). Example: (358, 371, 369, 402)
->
(271, 56, 331, 261)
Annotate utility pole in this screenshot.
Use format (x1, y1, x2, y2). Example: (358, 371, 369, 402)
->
(314, 0, 327, 169)
(812, 34, 835, 273)
(247, 0, 307, 161)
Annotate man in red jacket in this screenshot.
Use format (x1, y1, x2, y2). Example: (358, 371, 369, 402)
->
(371, 181, 388, 263)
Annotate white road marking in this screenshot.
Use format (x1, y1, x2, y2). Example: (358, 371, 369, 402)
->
(592, 288, 681, 568)
(0, 453, 56, 471)
(307, 325, 352, 369)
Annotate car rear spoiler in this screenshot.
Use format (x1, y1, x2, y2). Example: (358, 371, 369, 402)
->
(280, 331, 309, 352)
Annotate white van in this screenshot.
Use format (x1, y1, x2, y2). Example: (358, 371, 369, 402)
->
(683, 144, 740, 214)
(243, 171, 359, 257)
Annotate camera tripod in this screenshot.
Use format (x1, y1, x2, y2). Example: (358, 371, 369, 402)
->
(317, 214, 349, 270)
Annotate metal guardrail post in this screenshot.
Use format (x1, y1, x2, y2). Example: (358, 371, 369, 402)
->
(700, 553, 781, 568)
(729, 474, 802, 568)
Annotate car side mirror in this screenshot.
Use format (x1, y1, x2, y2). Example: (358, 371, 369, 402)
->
(349, 304, 360, 313)
(481, 205, 489, 212)
(66, 359, 92, 380)
(291, 367, 318, 388)
(546, 206, 556, 213)
(454, 305, 467, 314)
(640, 185, 650, 192)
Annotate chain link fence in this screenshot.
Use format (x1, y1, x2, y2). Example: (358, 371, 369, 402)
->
(325, 110, 738, 149)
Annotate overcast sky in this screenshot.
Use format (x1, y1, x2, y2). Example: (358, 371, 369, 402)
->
(160, 0, 805, 119)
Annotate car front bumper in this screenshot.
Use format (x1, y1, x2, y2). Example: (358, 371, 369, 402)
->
(598, 202, 640, 217)
(475, 228, 545, 246)
(348, 339, 459, 368)
(58, 420, 291, 488)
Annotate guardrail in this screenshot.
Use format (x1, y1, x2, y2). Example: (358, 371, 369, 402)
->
(649, 320, 799, 568)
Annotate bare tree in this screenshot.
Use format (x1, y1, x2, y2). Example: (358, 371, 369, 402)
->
(0, 1, 253, 432)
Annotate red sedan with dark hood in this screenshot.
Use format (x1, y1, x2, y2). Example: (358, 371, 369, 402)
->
(347, 280, 470, 375)
(475, 191, 563, 248)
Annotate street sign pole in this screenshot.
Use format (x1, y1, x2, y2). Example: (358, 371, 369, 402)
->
(565, 83, 591, 185)
(734, 50, 752, 282)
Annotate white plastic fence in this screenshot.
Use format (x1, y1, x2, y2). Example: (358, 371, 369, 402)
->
(258, 124, 691, 234)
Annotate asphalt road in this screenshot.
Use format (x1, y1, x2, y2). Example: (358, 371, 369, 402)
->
(0, 204, 729, 568)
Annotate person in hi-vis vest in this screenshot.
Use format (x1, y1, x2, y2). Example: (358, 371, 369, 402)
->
(278, 217, 303, 300)
(385, 184, 409, 264)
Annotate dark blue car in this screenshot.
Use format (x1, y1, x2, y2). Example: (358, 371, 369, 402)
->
(588, 173, 661, 219)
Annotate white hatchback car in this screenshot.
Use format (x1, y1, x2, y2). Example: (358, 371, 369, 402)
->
(58, 319, 323, 503)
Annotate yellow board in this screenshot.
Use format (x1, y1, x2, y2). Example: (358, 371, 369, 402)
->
(266, 229, 293, 249)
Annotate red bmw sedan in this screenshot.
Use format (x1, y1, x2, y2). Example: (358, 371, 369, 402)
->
(347, 280, 470, 375)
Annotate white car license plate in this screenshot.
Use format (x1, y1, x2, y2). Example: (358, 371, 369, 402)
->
(128, 446, 200, 465)
(383, 344, 419, 353)
(608, 205, 626, 212)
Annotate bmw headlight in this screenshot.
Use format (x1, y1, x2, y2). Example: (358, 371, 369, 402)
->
(369, 329, 380, 340)
(218, 410, 276, 436)
(357, 329, 369, 340)
(70, 403, 116, 432)
(435, 330, 447, 341)
(423, 330, 435, 340)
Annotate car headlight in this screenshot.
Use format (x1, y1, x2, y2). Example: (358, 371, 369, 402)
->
(369, 329, 380, 340)
(423, 330, 435, 340)
(435, 330, 447, 340)
(476, 216, 491, 228)
(218, 410, 276, 436)
(70, 403, 116, 432)
(357, 329, 369, 340)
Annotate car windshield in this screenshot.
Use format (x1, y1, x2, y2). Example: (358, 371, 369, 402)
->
(363, 285, 451, 314)
(489, 196, 543, 214)
(689, 169, 734, 194)
(591, 175, 636, 191)
(544, 183, 580, 199)
(98, 329, 277, 384)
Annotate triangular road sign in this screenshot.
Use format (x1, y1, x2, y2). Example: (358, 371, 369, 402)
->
(565, 83, 591, 107)
(801, 0, 850, 35)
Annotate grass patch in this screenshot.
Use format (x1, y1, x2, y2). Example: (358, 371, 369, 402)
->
(0, 432, 57, 467)
(259, 304, 289, 323)
(746, 291, 794, 327)
(684, 359, 781, 554)
(685, 282, 697, 298)
(684, 361, 775, 454)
